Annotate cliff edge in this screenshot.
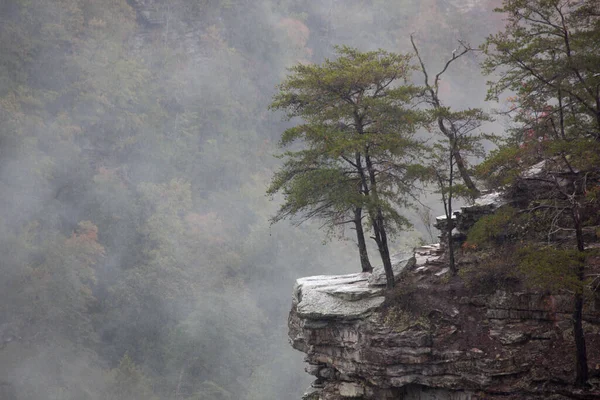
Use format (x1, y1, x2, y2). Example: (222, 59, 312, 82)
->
(289, 196, 600, 399)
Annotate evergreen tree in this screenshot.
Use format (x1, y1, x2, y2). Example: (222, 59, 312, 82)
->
(269, 46, 427, 287)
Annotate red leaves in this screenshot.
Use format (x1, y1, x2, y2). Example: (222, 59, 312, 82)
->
(65, 221, 105, 266)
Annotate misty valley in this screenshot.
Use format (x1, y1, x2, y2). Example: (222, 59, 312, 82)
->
(0, 1, 599, 400)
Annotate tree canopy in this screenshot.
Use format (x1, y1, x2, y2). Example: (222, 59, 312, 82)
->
(479, 0, 600, 386)
(269, 46, 428, 286)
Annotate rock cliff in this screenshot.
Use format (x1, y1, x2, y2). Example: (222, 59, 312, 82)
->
(289, 197, 600, 399)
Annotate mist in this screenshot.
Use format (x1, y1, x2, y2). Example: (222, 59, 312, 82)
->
(0, 1, 504, 399)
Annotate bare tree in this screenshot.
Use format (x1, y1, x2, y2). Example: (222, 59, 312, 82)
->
(410, 35, 488, 274)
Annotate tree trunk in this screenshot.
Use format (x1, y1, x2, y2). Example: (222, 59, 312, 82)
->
(573, 292, 588, 386)
(572, 206, 589, 386)
(452, 148, 479, 196)
(447, 216, 456, 275)
(354, 207, 372, 273)
(446, 190, 456, 275)
(377, 213, 394, 289)
(436, 117, 479, 196)
(372, 210, 394, 289)
(447, 148, 457, 275)
(364, 151, 395, 288)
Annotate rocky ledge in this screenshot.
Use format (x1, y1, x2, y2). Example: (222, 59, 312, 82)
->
(290, 244, 600, 399)
(289, 197, 600, 399)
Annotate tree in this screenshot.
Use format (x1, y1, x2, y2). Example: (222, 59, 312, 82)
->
(483, 0, 600, 143)
(268, 46, 427, 287)
(106, 353, 159, 400)
(411, 35, 483, 197)
(481, 0, 600, 386)
(410, 35, 489, 274)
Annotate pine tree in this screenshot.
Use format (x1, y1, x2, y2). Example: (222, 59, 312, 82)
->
(269, 46, 428, 287)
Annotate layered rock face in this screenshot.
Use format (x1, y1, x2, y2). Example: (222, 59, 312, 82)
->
(289, 197, 600, 399)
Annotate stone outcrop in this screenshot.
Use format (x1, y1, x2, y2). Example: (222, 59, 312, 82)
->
(289, 192, 600, 399)
(434, 191, 506, 252)
(289, 244, 600, 399)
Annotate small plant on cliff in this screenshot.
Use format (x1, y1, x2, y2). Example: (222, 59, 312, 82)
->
(268, 46, 429, 288)
(383, 307, 431, 333)
(461, 211, 524, 294)
(465, 206, 518, 248)
(517, 246, 589, 294)
(459, 247, 521, 294)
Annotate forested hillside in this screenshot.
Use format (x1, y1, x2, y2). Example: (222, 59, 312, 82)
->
(0, 1, 503, 399)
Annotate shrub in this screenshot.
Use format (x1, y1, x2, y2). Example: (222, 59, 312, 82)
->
(517, 246, 587, 294)
(465, 206, 517, 248)
(459, 246, 521, 293)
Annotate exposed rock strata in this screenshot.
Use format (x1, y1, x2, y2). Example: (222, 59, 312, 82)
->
(289, 196, 600, 399)
(434, 191, 506, 252)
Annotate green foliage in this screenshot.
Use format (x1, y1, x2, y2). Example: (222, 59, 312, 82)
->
(475, 145, 522, 188)
(459, 247, 521, 294)
(481, 0, 600, 178)
(268, 46, 432, 285)
(271, 46, 419, 119)
(517, 246, 587, 294)
(165, 288, 265, 397)
(106, 353, 159, 400)
(483, 0, 600, 110)
(269, 45, 427, 244)
(480, 0, 600, 253)
(0, 0, 320, 397)
(382, 306, 430, 333)
(466, 206, 518, 248)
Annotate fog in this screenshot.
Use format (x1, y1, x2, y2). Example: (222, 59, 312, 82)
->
(0, 1, 503, 399)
